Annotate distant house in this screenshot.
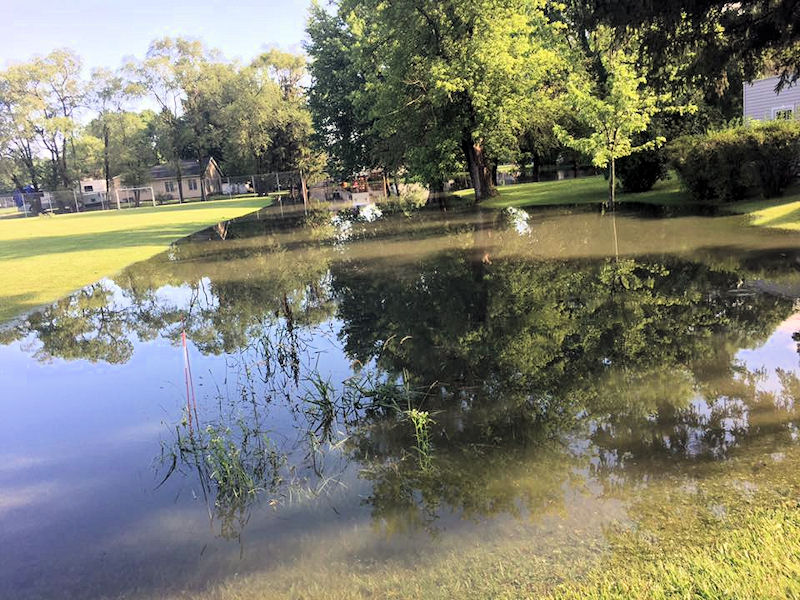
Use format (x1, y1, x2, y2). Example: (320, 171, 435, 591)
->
(743, 76, 800, 121)
(79, 178, 107, 194)
(111, 157, 224, 201)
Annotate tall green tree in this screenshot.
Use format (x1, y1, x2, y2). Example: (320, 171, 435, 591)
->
(0, 49, 85, 189)
(308, 0, 566, 200)
(127, 37, 215, 203)
(88, 68, 131, 199)
(554, 28, 664, 205)
(306, 3, 378, 180)
(215, 53, 314, 176)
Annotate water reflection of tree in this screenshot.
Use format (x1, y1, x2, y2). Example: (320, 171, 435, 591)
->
(0, 283, 134, 363)
(1, 235, 336, 366)
(329, 246, 798, 529)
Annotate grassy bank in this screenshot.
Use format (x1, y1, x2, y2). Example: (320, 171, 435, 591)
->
(550, 507, 800, 599)
(0, 197, 270, 322)
(453, 175, 688, 208)
(728, 188, 800, 231)
(456, 175, 800, 232)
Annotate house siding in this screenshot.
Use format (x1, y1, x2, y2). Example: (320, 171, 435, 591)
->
(744, 77, 800, 121)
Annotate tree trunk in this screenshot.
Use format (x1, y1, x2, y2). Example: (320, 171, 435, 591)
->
(462, 135, 495, 202)
(427, 180, 446, 210)
(300, 169, 309, 211)
(198, 154, 207, 201)
(50, 152, 60, 189)
(176, 163, 185, 204)
(20, 145, 39, 191)
(608, 158, 616, 206)
(103, 124, 111, 210)
(532, 153, 541, 182)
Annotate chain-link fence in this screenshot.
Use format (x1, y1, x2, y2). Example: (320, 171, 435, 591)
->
(1, 171, 305, 218)
(0, 189, 97, 217)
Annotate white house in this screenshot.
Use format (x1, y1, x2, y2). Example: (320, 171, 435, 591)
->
(743, 76, 800, 121)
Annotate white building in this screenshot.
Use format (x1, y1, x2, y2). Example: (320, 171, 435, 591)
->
(743, 76, 800, 121)
(78, 178, 108, 194)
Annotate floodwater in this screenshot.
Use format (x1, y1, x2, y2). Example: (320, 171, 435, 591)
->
(2, 202, 800, 598)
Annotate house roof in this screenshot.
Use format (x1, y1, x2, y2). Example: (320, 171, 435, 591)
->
(149, 158, 214, 180)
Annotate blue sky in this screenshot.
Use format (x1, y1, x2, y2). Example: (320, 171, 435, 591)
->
(4, 0, 312, 70)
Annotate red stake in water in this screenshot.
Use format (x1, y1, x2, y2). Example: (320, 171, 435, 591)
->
(182, 325, 199, 430)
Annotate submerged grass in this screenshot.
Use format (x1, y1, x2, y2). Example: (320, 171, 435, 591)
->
(154, 437, 800, 600)
(550, 507, 800, 599)
(0, 197, 270, 322)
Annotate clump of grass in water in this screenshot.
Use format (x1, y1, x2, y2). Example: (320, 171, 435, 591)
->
(304, 363, 440, 470)
(302, 372, 337, 440)
(404, 408, 435, 470)
(160, 415, 286, 540)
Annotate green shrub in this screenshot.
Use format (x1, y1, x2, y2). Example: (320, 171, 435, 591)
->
(745, 120, 800, 197)
(669, 120, 800, 203)
(617, 147, 668, 193)
(669, 129, 752, 202)
(382, 189, 427, 216)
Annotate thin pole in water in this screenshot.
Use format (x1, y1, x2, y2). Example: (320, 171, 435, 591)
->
(182, 324, 199, 429)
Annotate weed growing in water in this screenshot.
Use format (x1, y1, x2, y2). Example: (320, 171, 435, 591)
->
(404, 408, 435, 470)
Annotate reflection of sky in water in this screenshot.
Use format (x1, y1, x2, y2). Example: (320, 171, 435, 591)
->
(0, 283, 359, 597)
(738, 310, 800, 391)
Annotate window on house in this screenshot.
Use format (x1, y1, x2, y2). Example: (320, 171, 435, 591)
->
(83, 185, 94, 192)
(165, 181, 175, 193)
(188, 178, 197, 191)
(773, 107, 794, 120)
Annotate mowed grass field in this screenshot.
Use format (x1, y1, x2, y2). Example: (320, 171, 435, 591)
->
(456, 174, 800, 231)
(0, 197, 270, 322)
(454, 174, 688, 207)
(728, 192, 800, 231)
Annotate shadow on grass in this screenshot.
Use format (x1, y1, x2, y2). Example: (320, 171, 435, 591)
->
(0, 291, 38, 323)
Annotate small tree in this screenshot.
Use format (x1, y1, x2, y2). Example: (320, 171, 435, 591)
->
(554, 28, 664, 205)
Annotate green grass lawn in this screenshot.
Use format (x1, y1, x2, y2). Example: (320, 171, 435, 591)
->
(456, 175, 800, 232)
(727, 187, 800, 231)
(0, 197, 270, 322)
(454, 175, 688, 208)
